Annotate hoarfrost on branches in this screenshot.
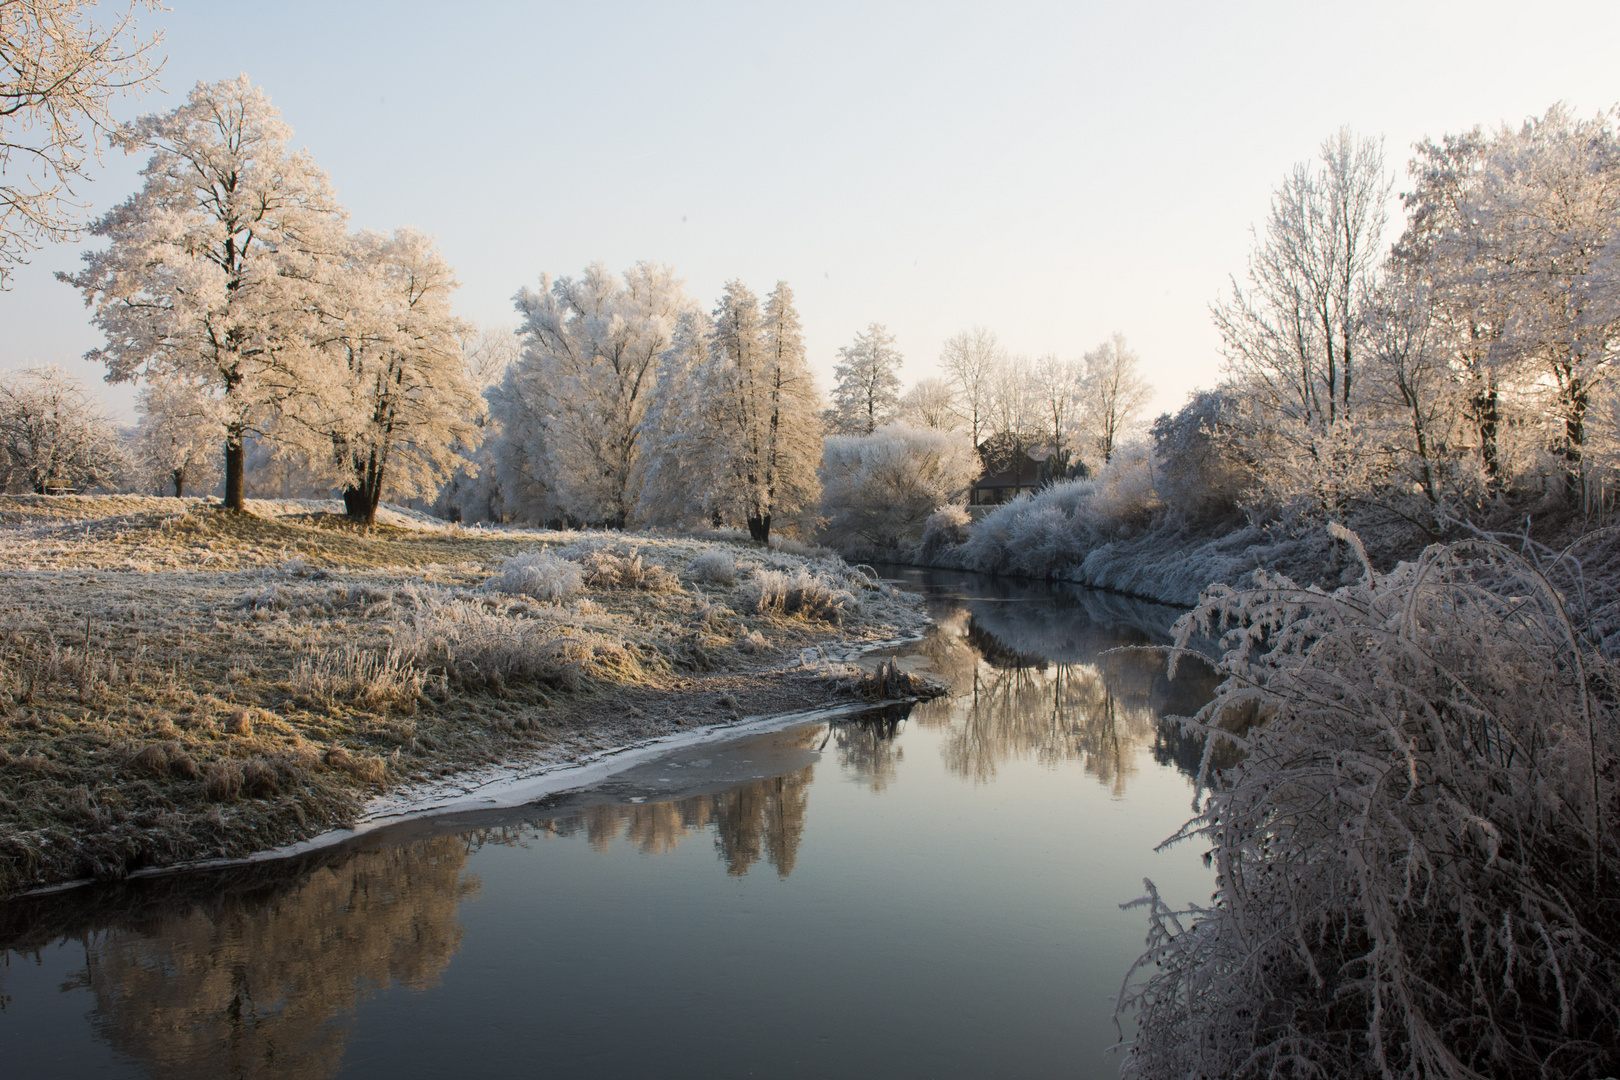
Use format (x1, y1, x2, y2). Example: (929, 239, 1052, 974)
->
(64, 75, 350, 511)
(0, 0, 163, 286)
(1117, 531, 1620, 1080)
(0, 363, 123, 492)
(827, 321, 903, 435)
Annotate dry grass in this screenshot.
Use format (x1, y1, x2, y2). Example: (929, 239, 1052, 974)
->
(0, 495, 927, 896)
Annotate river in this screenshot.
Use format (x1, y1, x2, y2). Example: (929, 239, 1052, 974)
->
(0, 567, 1217, 1079)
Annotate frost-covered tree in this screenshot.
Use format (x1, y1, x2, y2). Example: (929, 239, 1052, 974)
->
(461, 323, 519, 389)
(897, 377, 961, 431)
(133, 374, 221, 496)
(64, 75, 349, 512)
(1, 0, 163, 287)
(828, 322, 903, 435)
(510, 261, 690, 526)
(638, 281, 822, 542)
(940, 326, 1003, 447)
(984, 351, 1041, 465)
(297, 228, 479, 524)
(0, 363, 122, 492)
(1081, 333, 1153, 465)
(818, 423, 980, 554)
(431, 323, 519, 523)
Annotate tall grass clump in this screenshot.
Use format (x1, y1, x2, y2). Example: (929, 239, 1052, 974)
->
(492, 550, 584, 602)
(1117, 526, 1620, 1080)
(752, 567, 857, 625)
(686, 548, 738, 586)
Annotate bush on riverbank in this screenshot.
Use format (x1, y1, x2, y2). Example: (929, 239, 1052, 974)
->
(1117, 529, 1620, 1079)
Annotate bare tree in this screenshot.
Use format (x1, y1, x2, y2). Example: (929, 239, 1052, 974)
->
(1032, 352, 1084, 476)
(897, 376, 961, 431)
(939, 326, 1004, 447)
(1213, 129, 1389, 430)
(1, 0, 163, 287)
(1082, 333, 1152, 464)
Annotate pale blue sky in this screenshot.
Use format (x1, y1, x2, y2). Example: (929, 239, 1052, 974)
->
(5, 0, 1620, 421)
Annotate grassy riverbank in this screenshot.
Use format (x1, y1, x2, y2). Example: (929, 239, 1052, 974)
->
(0, 495, 929, 897)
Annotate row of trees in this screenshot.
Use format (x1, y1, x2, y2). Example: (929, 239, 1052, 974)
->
(477, 268, 822, 543)
(55, 76, 477, 523)
(902, 328, 1153, 477)
(1203, 113, 1620, 531)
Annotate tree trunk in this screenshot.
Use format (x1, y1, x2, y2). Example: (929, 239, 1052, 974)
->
(343, 449, 385, 526)
(224, 428, 246, 511)
(1473, 379, 1500, 495)
(342, 486, 371, 523)
(747, 514, 771, 544)
(172, 467, 185, 498)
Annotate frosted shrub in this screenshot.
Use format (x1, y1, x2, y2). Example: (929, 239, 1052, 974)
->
(752, 567, 856, 624)
(393, 594, 644, 693)
(818, 423, 980, 556)
(955, 445, 1160, 579)
(916, 504, 971, 561)
(686, 548, 738, 586)
(492, 551, 583, 602)
(1083, 441, 1159, 527)
(579, 548, 679, 591)
(1118, 527, 1620, 1080)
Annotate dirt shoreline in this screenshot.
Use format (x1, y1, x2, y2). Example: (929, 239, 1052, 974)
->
(0, 495, 932, 898)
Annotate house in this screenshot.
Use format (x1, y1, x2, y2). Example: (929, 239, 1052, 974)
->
(969, 446, 1052, 507)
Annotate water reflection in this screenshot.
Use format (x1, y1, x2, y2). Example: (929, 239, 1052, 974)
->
(872, 567, 1219, 795)
(0, 568, 1217, 1080)
(2, 837, 476, 1080)
(539, 726, 821, 877)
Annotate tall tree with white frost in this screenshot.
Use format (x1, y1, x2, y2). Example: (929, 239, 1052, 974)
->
(1082, 333, 1153, 464)
(940, 326, 1004, 447)
(0, 364, 122, 492)
(638, 282, 822, 542)
(134, 374, 221, 496)
(726, 281, 821, 542)
(828, 322, 903, 435)
(511, 261, 689, 527)
(64, 75, 349, 512)
(300, 228, 479, 525)
(1, 0, 163, 287)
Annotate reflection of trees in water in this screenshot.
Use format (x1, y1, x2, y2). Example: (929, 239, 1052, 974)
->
(546, 728, 820, 878)
(834, 712, 905, 792)
(922, 662, 1157, 794)
(38, 837, 478, 1080)
(898, 585, 1217, 793)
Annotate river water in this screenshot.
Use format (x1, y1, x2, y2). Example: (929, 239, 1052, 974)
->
(0, 568, 1216, 1079)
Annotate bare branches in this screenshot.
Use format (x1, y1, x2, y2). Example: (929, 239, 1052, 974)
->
(0, 0, 163, 286)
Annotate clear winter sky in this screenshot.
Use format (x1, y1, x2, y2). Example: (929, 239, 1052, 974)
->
(4, 0, 1620, 423)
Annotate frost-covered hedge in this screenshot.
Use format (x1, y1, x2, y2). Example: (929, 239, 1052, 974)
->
(1118, 529, 1620, 1079)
